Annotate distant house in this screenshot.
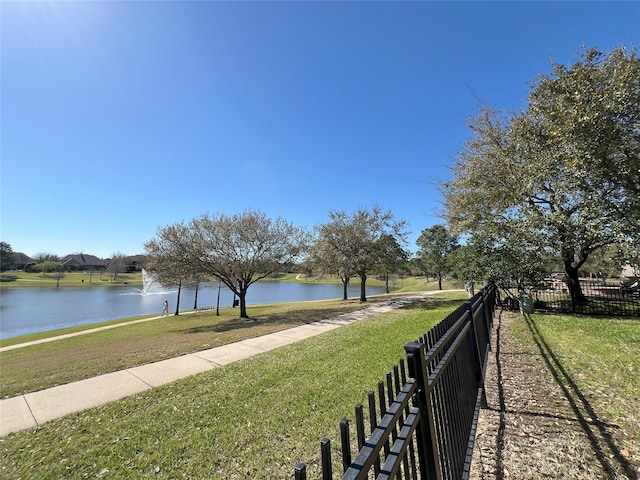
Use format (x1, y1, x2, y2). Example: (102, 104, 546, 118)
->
(61, 254, 106, 271)
(126, 254, 147, 272)
(6, 252, 37, 271)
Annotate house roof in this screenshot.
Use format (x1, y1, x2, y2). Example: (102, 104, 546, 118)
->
(61, 254, 106, 268)
(12, 252, 37, 265)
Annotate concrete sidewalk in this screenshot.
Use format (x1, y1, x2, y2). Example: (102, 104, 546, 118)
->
(1, 291, 443, 437)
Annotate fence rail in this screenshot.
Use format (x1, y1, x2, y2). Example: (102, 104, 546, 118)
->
(294, 284, 498, 480)
(503, 280, 640, 316)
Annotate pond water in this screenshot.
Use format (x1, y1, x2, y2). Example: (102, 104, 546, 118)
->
(0, 281, 384, 339)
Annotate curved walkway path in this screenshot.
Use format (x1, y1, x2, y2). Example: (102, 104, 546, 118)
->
(1, 290, 457, 436)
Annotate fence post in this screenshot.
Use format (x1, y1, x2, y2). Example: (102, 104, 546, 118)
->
(294, 463, 307, 480)
(404, 341, 438, 480)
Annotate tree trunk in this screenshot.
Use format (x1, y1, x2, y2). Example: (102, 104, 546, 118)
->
(437, 273, 442, 290)
(216, 281, 221, 316)
(385, 274, 390, 294)
(193, 280, 199, 309)
(341, 277, 349, 300)
(174, 279, 182, 315)
(359, 273, 367, 302)
(565, 262, 587, 305)
(239, 292, 248, 318)
(236, 280, 249, 318)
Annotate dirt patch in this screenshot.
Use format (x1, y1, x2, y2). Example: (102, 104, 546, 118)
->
(471, 310, 639, 479)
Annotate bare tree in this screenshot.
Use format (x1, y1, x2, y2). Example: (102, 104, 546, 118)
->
(34, 253, 60, 262)
(144, 222, 200, 316)
(107, 252, 128, 281)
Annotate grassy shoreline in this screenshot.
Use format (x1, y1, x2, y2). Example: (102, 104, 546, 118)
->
(0, 271, 458, 291)
(0, 276, 456, 347)
(0, 270, 144, 288)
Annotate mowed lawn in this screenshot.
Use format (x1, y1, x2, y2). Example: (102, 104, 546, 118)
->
(1, 293, 465, 479)
(513, 312, 640, 472)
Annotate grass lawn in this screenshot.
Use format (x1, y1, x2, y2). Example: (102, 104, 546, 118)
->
(0, 293, 467, 479)
(513, 313, 640, 472)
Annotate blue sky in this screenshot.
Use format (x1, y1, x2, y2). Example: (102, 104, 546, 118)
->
(2, 1, 638, 259)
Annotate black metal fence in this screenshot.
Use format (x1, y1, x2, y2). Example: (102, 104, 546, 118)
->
(528, 280, 639, 316)
(294, 284, 498, 480)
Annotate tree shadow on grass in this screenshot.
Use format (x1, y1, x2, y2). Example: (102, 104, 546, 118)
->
(522, 313, 638, 479)
(396, 297, 465, 312)
(176, 305, 372, 334)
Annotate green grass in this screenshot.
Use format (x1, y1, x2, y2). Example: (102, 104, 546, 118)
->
(0, 295, 466, 479)
(512, 313, 640, 463)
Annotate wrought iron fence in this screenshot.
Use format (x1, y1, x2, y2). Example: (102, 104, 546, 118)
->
(525, 280, 639, 316)
(294, 284, 498, 480)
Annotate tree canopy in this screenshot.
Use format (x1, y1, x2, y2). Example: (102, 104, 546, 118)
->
(144, 222, 200, 315)
(443, 46, 640, 302)
(374, 234, 410, 293)
(145, 210, 309, 318)
(193, 210, 309, 318)
(415, 225, 458, 290)
(313, 205, 407, 302)
(0, 242, 15, 271)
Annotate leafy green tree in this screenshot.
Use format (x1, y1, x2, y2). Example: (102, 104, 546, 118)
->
(309, 228, 356, 300)
(443, 46, 640, 304)
(0, 242, 15, 271)
(582, 245, 623, 283)
(445, 243, 486, 297)
(415, 225, 458, 290)
(448, 233, 547, 295)
(315, 205, 407, 302)
(193, 209, 310, 318)
(615, 242, 640, 280)
(33, 260, 64, 276)
(374, 233, 410, 293)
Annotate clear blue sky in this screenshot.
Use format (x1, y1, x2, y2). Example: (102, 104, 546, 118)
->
(2, 1, 638, 259)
